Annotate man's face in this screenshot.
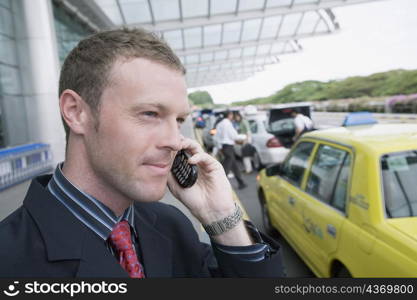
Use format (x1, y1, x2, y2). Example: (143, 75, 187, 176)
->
(84, 58, 190, 203)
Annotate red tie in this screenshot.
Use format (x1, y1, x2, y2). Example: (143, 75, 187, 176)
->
(108, 220, 145, 278)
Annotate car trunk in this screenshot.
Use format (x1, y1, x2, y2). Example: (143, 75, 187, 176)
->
(267, 105, 311, 148)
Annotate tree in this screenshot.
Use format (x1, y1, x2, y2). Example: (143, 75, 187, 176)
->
(188, 90, 214, 108)
(232, 69, 417, 105)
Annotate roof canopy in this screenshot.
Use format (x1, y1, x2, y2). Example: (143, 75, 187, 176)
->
(58, 0, 381, 87)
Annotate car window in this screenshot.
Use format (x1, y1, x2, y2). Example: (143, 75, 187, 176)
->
(281, 142, 315, 187)
(249, 120, 258, 134)
(332, 154, 351, 212)
(306, 145, 350, 208)
(269, 118, 295, 133)
(381, 150, 417, 218)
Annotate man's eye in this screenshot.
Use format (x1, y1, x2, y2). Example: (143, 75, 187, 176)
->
(177, 118, 185, 124)
(143, 111, 158, 117)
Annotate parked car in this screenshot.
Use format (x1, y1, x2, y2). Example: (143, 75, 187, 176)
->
(234, 113, 290, 170)
(194, 108, 214, 129)
(201, 114, 217, 152)
(257, 116, 417, 277)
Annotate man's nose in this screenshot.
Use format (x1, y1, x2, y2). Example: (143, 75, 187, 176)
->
(159, 118, 182, 151)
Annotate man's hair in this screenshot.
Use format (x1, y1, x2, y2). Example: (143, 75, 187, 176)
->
(59, 27, 186, 141)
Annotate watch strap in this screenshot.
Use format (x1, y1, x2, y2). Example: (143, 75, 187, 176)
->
(203, 203, 243, 236)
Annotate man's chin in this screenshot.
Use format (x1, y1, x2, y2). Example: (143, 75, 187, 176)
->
(133, 180, 167, 203)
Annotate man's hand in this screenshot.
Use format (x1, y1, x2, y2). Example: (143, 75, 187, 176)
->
(168, 137, 235, 224)
(167, 137, 253, 246)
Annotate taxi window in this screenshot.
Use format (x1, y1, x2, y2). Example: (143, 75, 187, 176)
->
(281, 142, 315, 187)
(332, 154, 351, 212)
(306, 145, 350, 209)
(381, 150, 417, 218)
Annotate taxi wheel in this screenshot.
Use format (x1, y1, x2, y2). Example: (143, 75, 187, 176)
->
(334, 265, 352, 278)
(259, 191, 278, 237)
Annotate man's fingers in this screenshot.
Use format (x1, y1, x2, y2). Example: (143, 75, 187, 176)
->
(188, 152, 223, 173)
(187, 152, 206, 164)
(180, 138, 205, 155)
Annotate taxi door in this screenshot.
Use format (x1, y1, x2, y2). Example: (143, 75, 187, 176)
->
(300, 143, 352, 277)
(274, 141, 316, 250)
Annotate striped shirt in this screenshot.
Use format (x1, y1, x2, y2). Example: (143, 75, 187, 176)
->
(47, 164, 139, 259)
(47, 164, 271, 266)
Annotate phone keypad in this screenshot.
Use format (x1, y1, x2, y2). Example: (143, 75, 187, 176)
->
(172, 150, 198, 188)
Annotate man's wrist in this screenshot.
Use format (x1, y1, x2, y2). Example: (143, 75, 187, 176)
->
(202, 203, 243, 236)
(194, 202, 236, 225)
(210, 220, 254, 246)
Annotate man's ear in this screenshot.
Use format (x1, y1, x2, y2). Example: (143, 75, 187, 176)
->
(59, 89, 92, 136)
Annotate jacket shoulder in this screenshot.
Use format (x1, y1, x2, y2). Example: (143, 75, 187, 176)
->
(134, 201, 195, 230)
(0, 205, 47, 275)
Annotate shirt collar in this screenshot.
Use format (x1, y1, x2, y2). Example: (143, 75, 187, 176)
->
(47, 163, 137, 241)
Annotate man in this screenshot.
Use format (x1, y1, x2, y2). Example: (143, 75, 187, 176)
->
(215, 111, 248, 189)
(234, 113, 254, 174)
(291, 109, 314, 142)
(0, 28, 284, 277)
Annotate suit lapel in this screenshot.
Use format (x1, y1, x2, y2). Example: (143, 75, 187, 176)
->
(134, 204, 173, 278)
(25, 175, 128, 278)
(75, 229, 128, 278)
(26, 175, 174, 278)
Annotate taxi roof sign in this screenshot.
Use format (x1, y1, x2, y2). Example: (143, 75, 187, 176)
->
(342, 112, 377, 126)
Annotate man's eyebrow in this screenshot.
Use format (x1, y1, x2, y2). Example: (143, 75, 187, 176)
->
(131, 102, 166, 111)
(131, 103, 191, 116)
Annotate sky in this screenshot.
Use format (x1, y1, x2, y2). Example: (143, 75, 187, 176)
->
(188, 0, 417, 104)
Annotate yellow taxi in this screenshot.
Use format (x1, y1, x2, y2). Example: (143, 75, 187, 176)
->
(257, 115, 417, 277)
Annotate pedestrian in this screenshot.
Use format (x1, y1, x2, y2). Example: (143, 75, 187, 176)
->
(291, 109, 314, 142)
(234, 113, 253, 174)
(216, 111, 248, 189)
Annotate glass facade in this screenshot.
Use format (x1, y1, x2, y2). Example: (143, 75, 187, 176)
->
(0, 0, 24, 147)
(0, 0, 93, 148)
(52, 2, 94, 63)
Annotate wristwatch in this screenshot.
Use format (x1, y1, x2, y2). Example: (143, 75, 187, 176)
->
(203, 203, 243, 236)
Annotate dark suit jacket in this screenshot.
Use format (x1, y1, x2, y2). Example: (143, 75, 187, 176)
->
(0, 175, 285, 277)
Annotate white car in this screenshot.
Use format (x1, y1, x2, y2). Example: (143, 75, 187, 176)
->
(242, 113, 290, 169)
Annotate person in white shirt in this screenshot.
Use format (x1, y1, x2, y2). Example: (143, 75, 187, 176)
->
(215, 111, 247, 189)
(291, 109, 314, 141)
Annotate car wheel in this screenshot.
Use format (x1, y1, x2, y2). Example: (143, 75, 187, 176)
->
(334, 265, 352, 278)
(252, 151, 264, 171)
(258, 190, 278, 237)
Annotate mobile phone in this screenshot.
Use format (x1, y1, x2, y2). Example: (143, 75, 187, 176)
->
(171, 150, 198, 188)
